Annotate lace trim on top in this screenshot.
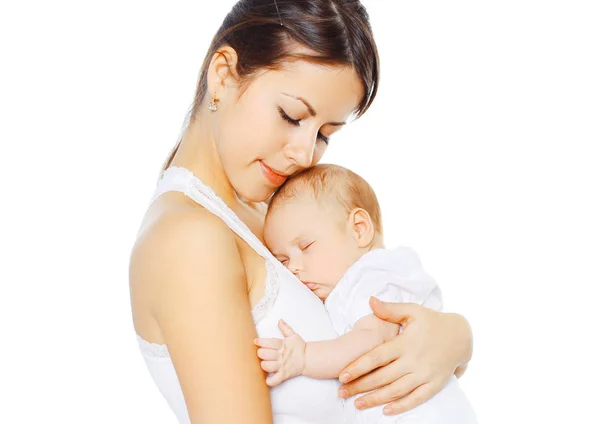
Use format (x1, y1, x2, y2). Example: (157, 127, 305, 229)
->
(137, 334, 170, 358)
(138, 166, 281, 359)
(253, 260, 280, 324)
(171, 167, 281, 324)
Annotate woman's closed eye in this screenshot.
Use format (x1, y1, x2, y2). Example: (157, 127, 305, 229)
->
(278, 107, 330, 144)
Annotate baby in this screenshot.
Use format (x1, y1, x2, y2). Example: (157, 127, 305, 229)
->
(256, 164, 477, 424)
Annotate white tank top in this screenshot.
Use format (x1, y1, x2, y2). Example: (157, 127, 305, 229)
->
(136, 166, 344, 424)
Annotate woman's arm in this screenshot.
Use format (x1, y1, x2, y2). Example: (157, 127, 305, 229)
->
(132, 209, 273, 424)
(338, 298, 472, 416)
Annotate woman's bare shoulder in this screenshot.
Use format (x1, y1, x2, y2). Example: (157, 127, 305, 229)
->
(130, 193, 244, 294)
(129, 194, 272, 422)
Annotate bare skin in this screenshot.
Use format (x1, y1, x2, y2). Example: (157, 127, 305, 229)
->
(130, 46, 363, 423)
(130, 46, 473, 422)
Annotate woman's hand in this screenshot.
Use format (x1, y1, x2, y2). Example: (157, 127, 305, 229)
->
(338, 297, 473, 416)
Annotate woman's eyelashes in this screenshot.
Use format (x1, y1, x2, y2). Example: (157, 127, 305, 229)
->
(278, 106, 300, 126)
(278, 107, 330, 144)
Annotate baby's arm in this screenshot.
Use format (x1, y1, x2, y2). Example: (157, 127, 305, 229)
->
(255, 317, 399, 386)
(304, 314, 400, 379)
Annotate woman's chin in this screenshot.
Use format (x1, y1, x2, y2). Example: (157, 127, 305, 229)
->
(246, 190, 275, 203)
(234, 181, 275, 204)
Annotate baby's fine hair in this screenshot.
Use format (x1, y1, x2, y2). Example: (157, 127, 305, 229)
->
(267, 164, 383, 234)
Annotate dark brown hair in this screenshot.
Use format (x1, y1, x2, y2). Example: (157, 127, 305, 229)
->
(164, 0, 379, 170)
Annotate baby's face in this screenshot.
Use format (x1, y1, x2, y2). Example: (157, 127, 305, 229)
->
(264, 195, 362, 301)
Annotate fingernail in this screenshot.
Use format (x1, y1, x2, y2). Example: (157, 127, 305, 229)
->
(340, 372, 350, 383)
(338, 388, 348, 398)
(383, 406, 394, 415)
(371, 296, 382, 305)
(355, 400, 366, 409)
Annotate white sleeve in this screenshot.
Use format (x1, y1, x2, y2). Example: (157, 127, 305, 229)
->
(345, 248, 443, 327)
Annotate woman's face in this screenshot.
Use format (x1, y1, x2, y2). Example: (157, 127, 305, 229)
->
(212, 59, 364, 202)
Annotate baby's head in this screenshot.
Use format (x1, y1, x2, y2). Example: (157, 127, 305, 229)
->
(264, 164, 383, 301)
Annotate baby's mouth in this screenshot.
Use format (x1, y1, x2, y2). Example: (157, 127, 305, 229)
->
(303, 281, 318, 290)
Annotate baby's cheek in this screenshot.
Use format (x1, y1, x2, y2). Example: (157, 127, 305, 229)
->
(330, 257, 349, 281)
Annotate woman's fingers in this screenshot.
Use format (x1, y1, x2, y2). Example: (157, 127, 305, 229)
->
(339, 359, 409, 398)
(353, 373, 421, 410)
(257, 348, 281, 361)
(339, 337, 405, 383)
(341, 301, 470, 416)
(370, 297, 421, 325)
(260, 360, 281, 373)
(254, 338, 283, 350)
(383, 383, 435, 416)
(278, 319, 296, 337)
(338, 300, 422, 385)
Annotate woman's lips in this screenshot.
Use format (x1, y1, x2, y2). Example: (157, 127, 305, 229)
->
(304, 282, 318, 290)
(260, 161, 287, 186)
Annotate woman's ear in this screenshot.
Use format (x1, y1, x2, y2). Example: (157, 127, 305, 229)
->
(206, 46, 240, 101)
(348, 208, 375, 248)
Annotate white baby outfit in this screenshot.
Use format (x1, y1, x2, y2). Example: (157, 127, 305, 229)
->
(325, 247, 478, 424)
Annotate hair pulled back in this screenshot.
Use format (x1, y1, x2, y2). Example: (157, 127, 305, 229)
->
(164, 0, 379, 170)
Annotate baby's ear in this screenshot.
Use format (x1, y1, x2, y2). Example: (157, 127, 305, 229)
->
(348, 208, 375, 248)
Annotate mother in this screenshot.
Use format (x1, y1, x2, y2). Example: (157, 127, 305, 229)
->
(130, 1, 472, 423)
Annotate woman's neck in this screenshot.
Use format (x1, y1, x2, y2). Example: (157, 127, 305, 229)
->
(170, 113, 240, 207)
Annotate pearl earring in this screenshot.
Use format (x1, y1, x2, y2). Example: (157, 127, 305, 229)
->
(208, 96, 219, 112)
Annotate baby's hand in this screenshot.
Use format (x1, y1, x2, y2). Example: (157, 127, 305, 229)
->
(254, 319, 307, 387)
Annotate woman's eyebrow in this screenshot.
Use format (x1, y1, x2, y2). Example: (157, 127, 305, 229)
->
(283, 93, 316, 116)
(282, 92, 347, 126)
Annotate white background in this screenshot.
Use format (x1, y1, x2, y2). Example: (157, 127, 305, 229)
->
(1, 0, 599, 422)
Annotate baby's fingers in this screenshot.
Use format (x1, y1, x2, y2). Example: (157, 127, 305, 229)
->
(257, 348, 281, 361)
(266, 371, 286, 387)
(260, 360, 282, 373)
(254, 337, 283, 350)
(278, 319, 296, 337)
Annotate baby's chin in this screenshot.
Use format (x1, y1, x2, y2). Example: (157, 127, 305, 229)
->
(308, 285, 332, 302)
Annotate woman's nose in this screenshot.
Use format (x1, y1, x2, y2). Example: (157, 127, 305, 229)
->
(284, 134, 316, 169)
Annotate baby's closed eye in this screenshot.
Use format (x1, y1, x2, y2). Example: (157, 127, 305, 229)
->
(299, 241, 315, 251)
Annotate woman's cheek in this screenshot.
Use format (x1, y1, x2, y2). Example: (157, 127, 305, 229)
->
(311, 145, 327, 166)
